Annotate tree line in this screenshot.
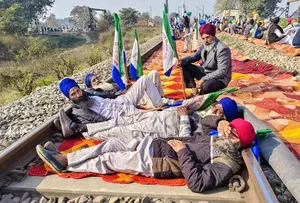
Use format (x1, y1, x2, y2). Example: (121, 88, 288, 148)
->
(0, 1, 163, 35)
(0, 0, 55, 34)
(214, 0, 282, 18)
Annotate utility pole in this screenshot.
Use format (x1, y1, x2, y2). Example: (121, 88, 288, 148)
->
(150, 6, 152, 19)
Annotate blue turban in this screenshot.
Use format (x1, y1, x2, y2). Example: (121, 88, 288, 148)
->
(84, 73, 95, 88)
(217, 97, 238, 121)
(59, 78, 79, 98)
(200, 20, 207, 26)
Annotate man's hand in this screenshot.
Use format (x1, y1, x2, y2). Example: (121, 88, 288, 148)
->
(168, 140, 186, 152)
(177, 60, 182, 67)
(122, 83, 132, 94)
(196, 80, 204, 88)
(217, 120, 231, 137)
(177, 106, 188, 116)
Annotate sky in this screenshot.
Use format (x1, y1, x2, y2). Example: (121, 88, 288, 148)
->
(48, 0, 300, 19)
(48, 0, 216, 19)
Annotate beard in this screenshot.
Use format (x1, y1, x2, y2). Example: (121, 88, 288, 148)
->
(214, 136, 244, 165)
(214, 136, 241, 150)
(204, 40, 215, 52)
(73, 93, 95, 111)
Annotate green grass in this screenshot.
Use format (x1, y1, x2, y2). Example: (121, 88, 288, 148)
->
(0, 89, 23, 105)
(33, 75, 57, 90)
(0, 26, 161, 106)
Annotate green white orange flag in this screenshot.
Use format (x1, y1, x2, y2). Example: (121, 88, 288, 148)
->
(162, 4, 178, 76)
(129, 30, 143, 81)
(112, 13, 127, 91)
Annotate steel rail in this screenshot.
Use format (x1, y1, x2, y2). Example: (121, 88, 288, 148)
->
(0, 40, 277, 202)
(242, 149, 278, 203)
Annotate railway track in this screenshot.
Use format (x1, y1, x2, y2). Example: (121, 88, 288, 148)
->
(0, 40, 278, 203)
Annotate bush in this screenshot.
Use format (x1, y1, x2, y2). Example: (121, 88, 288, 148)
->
(0, 89, 23, 106)
(0, 35, 26, 60)
(0, 26, 162, 105)
(50, 35, 86, 48)
(0, 69, 34, 96)
(86, 48, 104, 66)
(75, 63, 89, 73)
(99, 30, 114, 55)
(86, 32, 99, 42)
(52, 56, 78, 79)
(33, 75, 57, 89)
(15, 37, 55, 62)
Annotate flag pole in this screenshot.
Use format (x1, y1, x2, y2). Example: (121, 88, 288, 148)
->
(163, 3, 186, 100)
(177, 59, 187, 100)
(124, 58, 129, 86)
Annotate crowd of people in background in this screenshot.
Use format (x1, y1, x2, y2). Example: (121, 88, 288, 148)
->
(218, 12, 300, 48)
(169, 11, 300, 50)
(34, 8, 265, 194)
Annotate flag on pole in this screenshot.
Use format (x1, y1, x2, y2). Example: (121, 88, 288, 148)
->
(129, 30, 143, 81)
(112, 13, 126, 91)
(162, 4, 178, 77)
(180, 87, 239, 111)
(195, 19, 199, 40)
(192, 19, 201, 51)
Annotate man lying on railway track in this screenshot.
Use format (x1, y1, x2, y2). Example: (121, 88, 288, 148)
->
(83, 70, 167, 109)
(180, 23, 232, 96)
(36, 116, 255, 193)
(83, 73, 122, 99)
(59, 96, 239, 141)
(59, 74, 173, 125)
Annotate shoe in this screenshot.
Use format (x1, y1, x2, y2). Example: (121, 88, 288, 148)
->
(53, 118, 62, 131)
(36, 145, 65, 173)
(44, 141, 59, 154)
(59, 108, 74, 138)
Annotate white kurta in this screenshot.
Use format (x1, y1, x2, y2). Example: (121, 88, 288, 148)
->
(89, 75, 163, 119)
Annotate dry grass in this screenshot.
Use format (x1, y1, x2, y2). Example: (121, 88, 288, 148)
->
(0, 26, 161, 106)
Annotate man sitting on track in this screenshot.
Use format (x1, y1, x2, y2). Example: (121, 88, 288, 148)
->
(36, 116, 255, 193)
(180, 23, 232, 96)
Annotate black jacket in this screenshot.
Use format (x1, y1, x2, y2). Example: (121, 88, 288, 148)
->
(152, 116, 243, 193)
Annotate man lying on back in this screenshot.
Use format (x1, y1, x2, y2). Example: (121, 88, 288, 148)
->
(37, 116, 255, 193)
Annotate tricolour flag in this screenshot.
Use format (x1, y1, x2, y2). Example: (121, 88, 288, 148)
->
(129, 30, 143, 81)
(112, 13, 126, 91)
(181, 87, 239, 111)
(162, 4, 178, 77)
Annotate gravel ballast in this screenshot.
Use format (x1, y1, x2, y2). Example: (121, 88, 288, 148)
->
(0, 36, 161, 151)
(218, 33, 300, 75)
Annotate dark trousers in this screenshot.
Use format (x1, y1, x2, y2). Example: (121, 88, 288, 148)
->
(292, 31, 300, 48)
(182, 64, 227, 95)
